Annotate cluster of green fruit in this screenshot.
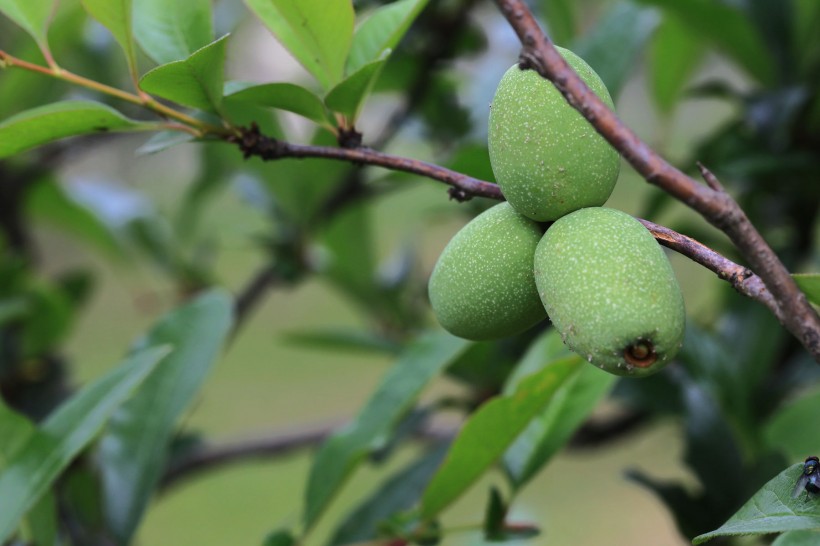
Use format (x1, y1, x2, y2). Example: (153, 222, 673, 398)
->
(429, 48, 685, 377)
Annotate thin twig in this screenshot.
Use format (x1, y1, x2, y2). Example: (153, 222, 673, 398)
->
(492, 0, 820, 361)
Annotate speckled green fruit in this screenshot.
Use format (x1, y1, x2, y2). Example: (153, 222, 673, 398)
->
(429, 202, 547, 340)
(534, 207, 685, 377)
(488, 49, 620, 221)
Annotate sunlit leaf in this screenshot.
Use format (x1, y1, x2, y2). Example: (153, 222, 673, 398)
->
(649, 14, 705, 114)
(225, 81, 333, 126)
(81, 0, 138, 74)
(693, 464, 820, 544)
(0, 0, 57, 46)
(139, 34, 229, 113)
(133, 0, 213, 64)
(0, 101, 150, 159)
(325, 58, 386, 120)
(244, 0, 353, 89)
(0, 345, 169, 543)
(99, 290, 233, 543)
(346, 0, 430, 74)
(421, 357, 580, 518)
(304, 332, 470, 529)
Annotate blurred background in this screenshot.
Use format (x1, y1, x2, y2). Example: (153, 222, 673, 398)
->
(2, 0, 819, 545)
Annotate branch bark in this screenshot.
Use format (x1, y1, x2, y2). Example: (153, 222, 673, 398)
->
(492, 0, 820, 361)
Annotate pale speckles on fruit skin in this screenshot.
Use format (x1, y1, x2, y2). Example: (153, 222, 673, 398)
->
(488, 48, 620, 222)
(428, 203, 547, 341)
(534, 207, 686, 377)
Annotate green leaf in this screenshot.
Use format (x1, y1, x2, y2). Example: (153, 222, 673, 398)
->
(764, 388, 820, 460)
(693, 464, 820, 544)
(304, 332, 470, 529)
(133, 0, 213, 64)
(794, 274, 820, 305)
(26, 177, 123, 258)
(225, 81, 333, 126)
(329, 444, 449, 546)
(502, 332, 614, 489)
(346, 0, 430, 74)
(282, 328, 399, 356)
(99, 290, 233, 543)
(572, 1, 660, 100)
(420, 356, 581, 519)
(773, 530, 820, 546)
(263, 529, 296, 546)
(139, 34, 230, 113)
(0, 345, 169, 543)
(538, 0, 576, 46)
(0, 400, 58, 546)
(0, 101, 149, 159)
(0, 0, 57, 45)
(649, 14, 705, 114)
(81, 0, 137, 74)
(325, 58, 387, 120)
(633, 0, 776, 85)
(136, 130, 196, 155)
(244, 0, 354, 89)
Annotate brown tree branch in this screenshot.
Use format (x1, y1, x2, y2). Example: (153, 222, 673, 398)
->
(231, 126, 784, 319)
(492, 0, 820, 361)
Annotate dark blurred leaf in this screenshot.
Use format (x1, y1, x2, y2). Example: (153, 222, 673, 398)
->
(26, 177, 123, 258)
(0, 0, 56, 45)
(304, 331, 469, 529)
(282, 328, 399, 355)
(649, 14, 704, 114)
(421, 357, 580, 519)
(742, 0, 794, 81)
(134, 0, 213, 64)
(772, 530, 820, 546)
(263, 529, 296, 546)
(244, 0, 353, 90)
(633, 0, 776, 84)
(627, 470, 710, 540)
(329, 443, 449, 546)
(225, 81, 334, 127)
(325, 58, 387, 120)
(0, 101, 149, 159)
(764, 387, 820, 461)
(0, 345, 169, 542)
(794, 274, 820, 305)
(483, 487, 507, 541)
(692, 463, 820, 544)
(503, 331, 614, 489)
(81, 0, 138, 73)
(573, 1, 660, 100)
(20, 280, 73, 356)
(538, 0, 575, 46)
(346, 0, 430, 74)
(99, 290, 233, 543)
(139, 34, 229, 113)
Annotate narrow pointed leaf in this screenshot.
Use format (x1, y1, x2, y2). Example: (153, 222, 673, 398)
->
(0, 101, 149, 159)
(325, 58, 387, 120)
(346, 0, 430, 74)
(99, 290, 233, 543)
(133, 0, 213, 65)
(244, 0, 353, 89)
(139, 34, 229, 113)
(225, 82, 333, 126)
(0, 0, 57, 45)
(502, 331, 614, 489)
(793, 274, 820, 305)
(421, 357, 581, 519)
(304, 332, 470, 528)
(693, 464, 820, 544)
(81, 0, 137, 72)
(0, 345, 169, 543)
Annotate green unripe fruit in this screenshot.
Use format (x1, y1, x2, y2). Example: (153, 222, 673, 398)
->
(488, 49, 620, 221)
(534, 207, 685, 377)
(429, 203, 546, 340)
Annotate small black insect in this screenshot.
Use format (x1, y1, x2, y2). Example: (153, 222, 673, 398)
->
(792, 456, 820, 500)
